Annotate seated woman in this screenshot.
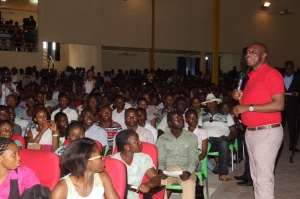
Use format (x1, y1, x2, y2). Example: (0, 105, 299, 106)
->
(54, 121, 85, 156)
(54, 112, 69, 146)
(26, 107, 59, 152)
(184, 109, 208, 171)
(0, 137, 40, 198)
(51, 138, 120, 199)
(112, 129, 161, 199)
(20, 95, 36, 122)
(0, 120, 22, 148)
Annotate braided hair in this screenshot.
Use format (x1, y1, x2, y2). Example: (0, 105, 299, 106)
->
(0, 137, 15, 155)
(115, 129, 135, 152)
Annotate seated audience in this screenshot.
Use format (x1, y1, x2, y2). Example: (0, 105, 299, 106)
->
(51, 93, 78, 122)
(26, 107, 59, 152)
(137, 108, 158, 143)
(156, 110, 198, 199)
(7, 106, 22, 136)
(112, 95, 127, 130)
(112, 129, 161, 199)
(51, 138, 120, 199)
(54, 112, 69, 145)
(20, 95, 36, 122)
(137, 97, 156, 127)
(0, 137, 40, 198)
(0, 120, 22, 148)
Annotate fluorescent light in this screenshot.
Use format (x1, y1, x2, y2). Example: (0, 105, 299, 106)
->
(43, 42, 47, 49)
(52, 42, 56, 50)
(264, 2, 270, 7)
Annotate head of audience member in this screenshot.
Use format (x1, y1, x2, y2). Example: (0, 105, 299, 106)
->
(220, 102, 232, 114)
(0, 105, 9, 121)
(7, 106, 16, 122)
(174, 97, 187, 114)
(137, 98, 148, 110)
(114, 95, 125, 111)
(163, 94, 174, 109)
(54, 112, 69, 138)
(137, 108, 147, 127)
(125, 108, 139, 129)
(6, 94, 17, 108)
(86, 94, 99, 112)
(0, 137, 20, 171)
(150, 94, 160, 106)
(35, 92, 45, 104)
(285, 61, 294, 77)
(102, 95, 111, 106)
(58, 93, 69, 111)
(32, 107, 49, 126)
(201, 94, 222, 115)
(86, 69, 94, 81)
(141, 93, 151, 104)
(25, 95, 36, 109)
(0, 120, 14, 139)
(60, 138, 104, 178)
(81, 108, 94, 129)
(99, 105, 112, 124)
(191, 97, 201, 112)
(185, 96, 192, 108)
(65, 121, 85, 142)
(167, 110, 184, 132)
(185, 109, 198, 129)
(115, 129, 142, 153)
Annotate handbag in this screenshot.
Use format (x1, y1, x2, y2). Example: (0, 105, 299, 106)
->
(195, 184, 204, 199)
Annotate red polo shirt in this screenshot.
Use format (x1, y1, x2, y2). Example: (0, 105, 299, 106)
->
(241, 63, 284, 126)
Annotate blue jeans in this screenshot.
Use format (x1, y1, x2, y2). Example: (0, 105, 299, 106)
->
(209, 137, 230, 175)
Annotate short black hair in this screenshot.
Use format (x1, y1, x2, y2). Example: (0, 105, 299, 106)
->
(58, 92, 69, 100)
(115, 129, 135, 152)
(60, 138, 97, 178)
(136, 107, 147, 116)
(185, 109, 198, 118)
(175, 97, 185, 105)
(32, 106, 49, 123)
(0, 120, 13, 128)
(0, 105, 9, 113)
(0, 137, 15, 155)
(167, 110, 183, 122)
(125, 108, 138, 116)
(100, 105, 112, 112)
(54, 112, 67, 122)
(65, 121, 85, 137)
(137, 97, 148, 105)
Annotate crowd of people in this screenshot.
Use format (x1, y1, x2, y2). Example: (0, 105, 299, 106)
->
(0, 43, 296, 199)
(0, 15, 37, 51)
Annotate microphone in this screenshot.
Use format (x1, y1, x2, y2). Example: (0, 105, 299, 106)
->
(237, 73, 245, 91)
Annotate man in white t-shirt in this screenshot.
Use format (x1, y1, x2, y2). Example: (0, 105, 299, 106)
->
(51, 93, 78, 122)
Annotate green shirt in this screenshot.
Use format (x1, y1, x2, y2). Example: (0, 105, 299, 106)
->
(156, 129, 198, 174)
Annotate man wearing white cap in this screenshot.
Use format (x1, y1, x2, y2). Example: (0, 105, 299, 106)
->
(199, 93, 239, 181)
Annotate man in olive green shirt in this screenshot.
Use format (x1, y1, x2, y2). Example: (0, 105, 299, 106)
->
(156, 110, 198, 199)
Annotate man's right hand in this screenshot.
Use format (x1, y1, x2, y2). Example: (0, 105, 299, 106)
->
(232, 89, 243, 101)
(158, 169, 168, 180)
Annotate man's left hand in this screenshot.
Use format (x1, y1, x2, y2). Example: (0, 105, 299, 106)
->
(179, 171, 191, 181)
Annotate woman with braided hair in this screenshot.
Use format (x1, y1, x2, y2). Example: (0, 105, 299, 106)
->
(0, 137, 40, 198)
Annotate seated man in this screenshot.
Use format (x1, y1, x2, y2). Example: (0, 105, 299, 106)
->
(156, 110, 198, 199)
(199, 93, 239, 181)
(112, 95, 127, 130)
(51, 93, 78, 122)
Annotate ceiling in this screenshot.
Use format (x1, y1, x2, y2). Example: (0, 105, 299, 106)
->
(0, 0, 38, 13)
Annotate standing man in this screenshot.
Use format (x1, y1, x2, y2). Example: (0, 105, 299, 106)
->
(282, 61, 300, 151)
(232, 43, 285, 199)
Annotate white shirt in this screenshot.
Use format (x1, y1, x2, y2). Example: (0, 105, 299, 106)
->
(184, 127, 208, 150)
(51, 107, 78, 122)
(112, 109, 126, 130)
(84, 80, 94, 94)
(144, 122, 158, 143)
(85, 124, 108, 147)
(1, 83, 18, 105)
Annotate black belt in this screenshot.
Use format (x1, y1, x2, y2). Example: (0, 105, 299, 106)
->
(247, 123, 281, 131)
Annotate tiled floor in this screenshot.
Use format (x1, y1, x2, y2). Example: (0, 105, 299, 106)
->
(170, 127, 300, 199)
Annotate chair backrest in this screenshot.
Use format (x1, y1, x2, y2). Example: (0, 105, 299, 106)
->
(12, 134, 26, 149)
(104, 157, 127, 199)
(62, 139, 103, 152)
(113, 142, 158, 168)
(19, 149, 60, 190)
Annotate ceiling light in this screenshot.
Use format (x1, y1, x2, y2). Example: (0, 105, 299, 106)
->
(261, 2, 271, 10)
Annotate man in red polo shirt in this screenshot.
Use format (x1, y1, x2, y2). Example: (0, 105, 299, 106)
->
(232, 43, 284, 199)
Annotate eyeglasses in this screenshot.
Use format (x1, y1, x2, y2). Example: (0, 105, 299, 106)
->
(210, 117, 213, 123)
(88, 155, 104, 161)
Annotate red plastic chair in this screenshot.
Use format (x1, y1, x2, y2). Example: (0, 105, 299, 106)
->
(113, 142, 165, 199)
(62, 139, 103, 152)
(12, 134, 26, 149)
(19, 149, 60, 190)
(104, 157, 127, 199)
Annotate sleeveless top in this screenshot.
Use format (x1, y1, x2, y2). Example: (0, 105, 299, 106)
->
(63, 174, 104, 199)
(31, 128, 53, 145)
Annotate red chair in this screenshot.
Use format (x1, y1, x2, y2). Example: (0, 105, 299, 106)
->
(62, 139, 103, 152)
(104, 157, 127, 199)
(19, 149, 60, 190)
(113, 142, 165, 199)
(12, 134, 26, 149)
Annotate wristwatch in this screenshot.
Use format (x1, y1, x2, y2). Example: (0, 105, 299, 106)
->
(249, 104, 254, 112)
